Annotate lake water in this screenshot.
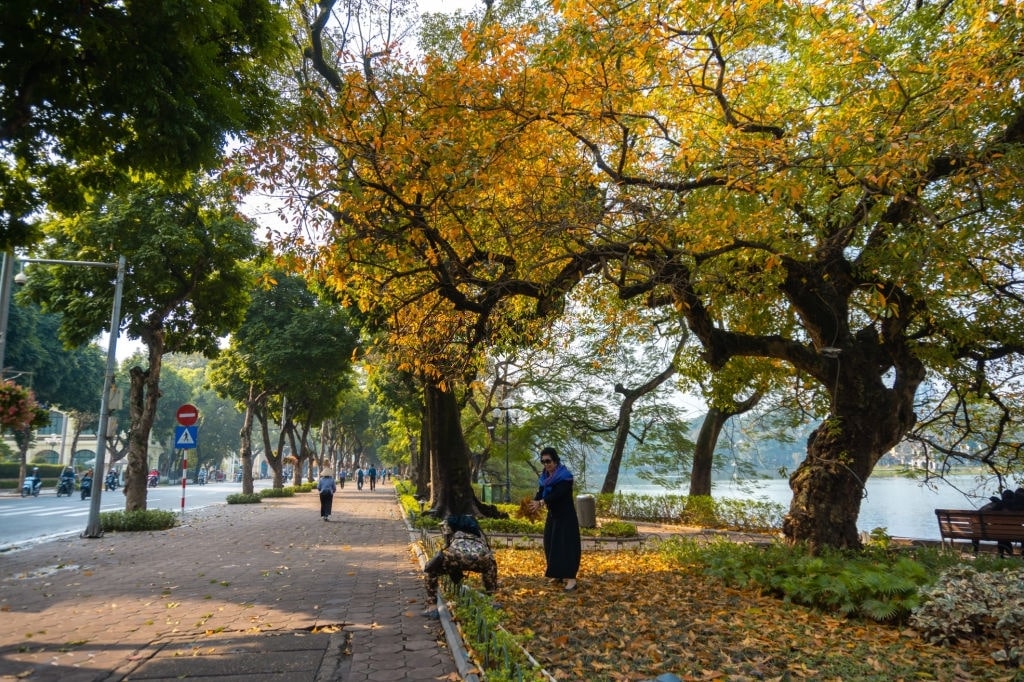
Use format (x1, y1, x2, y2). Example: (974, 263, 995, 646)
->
(618, 474, 1000, 540)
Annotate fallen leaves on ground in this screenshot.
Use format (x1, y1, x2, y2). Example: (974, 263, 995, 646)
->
(469, 549, 1018, 682)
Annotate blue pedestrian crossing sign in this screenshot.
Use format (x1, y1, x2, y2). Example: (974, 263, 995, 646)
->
(174, 425, 198, 450)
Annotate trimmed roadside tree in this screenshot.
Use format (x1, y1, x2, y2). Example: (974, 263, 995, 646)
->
(22, 177, 259, 510)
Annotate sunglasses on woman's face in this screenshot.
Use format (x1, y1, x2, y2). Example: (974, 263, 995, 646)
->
(540, 459, 553, 464)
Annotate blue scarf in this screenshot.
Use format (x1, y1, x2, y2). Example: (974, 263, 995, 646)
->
(539, 464, 573, 500)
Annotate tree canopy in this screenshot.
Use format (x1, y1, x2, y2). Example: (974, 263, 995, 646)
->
(22, 175, 261, 509)
(251, 0, 1024, 547)
(0, 0, 290, 248)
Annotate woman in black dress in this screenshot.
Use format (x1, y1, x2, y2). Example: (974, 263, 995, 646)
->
(530, 446, 581, 591)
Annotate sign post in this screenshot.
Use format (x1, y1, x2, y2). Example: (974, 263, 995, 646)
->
(175, 404, 199, 515)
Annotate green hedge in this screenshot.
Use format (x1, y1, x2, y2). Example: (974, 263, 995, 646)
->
(594, 492, 784, 533)
(226, 493, 262, 504)
(397, 490, 639, 537)
(99, 509, 178, 532)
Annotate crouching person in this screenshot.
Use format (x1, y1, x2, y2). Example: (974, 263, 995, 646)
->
(423, 514, 498, 615)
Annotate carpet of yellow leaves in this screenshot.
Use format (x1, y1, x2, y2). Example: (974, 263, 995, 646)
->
(474, 549, 1017, 682)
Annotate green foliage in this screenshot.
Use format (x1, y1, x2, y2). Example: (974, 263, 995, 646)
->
(258, 487, 295, 498)
(5, 303, 106, 413)
(450, 585, 546, 682)
(226, 493, 262, 504)
(910, 565, 1024, 665)
(481, 517, 544, 535)
(587, 520, 638, 538)
(594, 492, 784, 533)
(0, 0, 291, 247)
(99, 509, 178, 532)
(658, 538, 966, 624)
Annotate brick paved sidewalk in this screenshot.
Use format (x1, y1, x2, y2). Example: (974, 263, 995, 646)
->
(0, 486, 458, 681)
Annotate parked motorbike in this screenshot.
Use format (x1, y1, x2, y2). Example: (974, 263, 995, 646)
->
(80, 474, 92, 500)
(21, 476, 42, 497)
(105, 472, 118, 492)
(57, 476, 75, 497)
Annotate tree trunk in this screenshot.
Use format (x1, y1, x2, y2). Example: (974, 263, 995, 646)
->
(423, 381, 477, 517)
(783, 359, 919, 551)
(123, 337, 164, 512)
(600, 350, 678, 494)
(256, 405, 283, 487)
(689, 393, 761, 497)
(600, 392, 636, 495)
(689, 407, 726, 497)
(415, 415, 430, 502)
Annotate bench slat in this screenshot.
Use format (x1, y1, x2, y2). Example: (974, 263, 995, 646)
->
(935, 509, 1024, 549)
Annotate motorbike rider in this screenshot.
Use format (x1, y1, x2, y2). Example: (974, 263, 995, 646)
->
(80, 468, 93, 500)
(105, 470, 118, 491)
(24, 467, 42, 495)
(59, 467, 76, 494)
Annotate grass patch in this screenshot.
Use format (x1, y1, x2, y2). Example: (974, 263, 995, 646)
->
(99, 509, 178, 532)
(258, 486, 295, 499)
(226, 492, 262, 504)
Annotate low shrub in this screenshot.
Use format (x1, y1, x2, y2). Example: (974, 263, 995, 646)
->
(294, 482, 315, 493)
(258, 487, 295, 498)
(450, 584, 545, 681)
(593, 491, 784, 533)
(99, 509, 178, 532)
(481, 517, 544, 535)
(910, 565, 1024, 665)
(589, 520, 638, 537)
(226, 492, 262, 504)
(660, 537, 944, 623)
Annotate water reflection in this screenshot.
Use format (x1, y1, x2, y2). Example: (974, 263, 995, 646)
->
(620, 474, 1000, 540)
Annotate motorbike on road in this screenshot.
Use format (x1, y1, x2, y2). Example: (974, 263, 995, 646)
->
(21, 474, 42, 497)
(147, 470, 159, 488)
(80, 474, 93, 500)
(105, 472, 118, 492)
(57, 476, 75, 497)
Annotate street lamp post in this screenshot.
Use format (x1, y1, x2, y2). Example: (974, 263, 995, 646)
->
(491, 400, 513, 504)
(11, 255, 126, 539)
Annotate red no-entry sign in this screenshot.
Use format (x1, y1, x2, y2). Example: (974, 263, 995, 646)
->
(176, 403, 199, 426)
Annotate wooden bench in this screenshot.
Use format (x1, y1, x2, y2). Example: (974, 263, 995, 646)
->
(934, 509, 1024, 556)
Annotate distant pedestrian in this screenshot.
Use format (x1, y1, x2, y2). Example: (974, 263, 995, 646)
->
(356, 468, 364, 490)
(368, 465, 377, 491)
(529, 446, 581, 592)
(338, 469, 346, 489)
(318, 469, 337, 521)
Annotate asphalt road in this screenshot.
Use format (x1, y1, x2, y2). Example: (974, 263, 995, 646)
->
(0, 480, 273, 551)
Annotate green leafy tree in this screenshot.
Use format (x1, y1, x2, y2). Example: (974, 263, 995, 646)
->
(164, 354, 246, 477)
(22, 176, 259, 510)
(209, 270, 359, 489)
(5, 302, 106, 413)
(0, 0, 290, 248)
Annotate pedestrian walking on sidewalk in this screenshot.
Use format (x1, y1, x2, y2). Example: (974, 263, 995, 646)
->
(318, 468, 337, 520)
(529, 446, 581, 592)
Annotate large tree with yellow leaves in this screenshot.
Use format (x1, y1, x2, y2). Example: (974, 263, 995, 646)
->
(253, 0, 1024, 547)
